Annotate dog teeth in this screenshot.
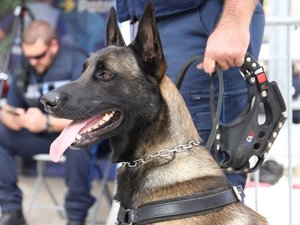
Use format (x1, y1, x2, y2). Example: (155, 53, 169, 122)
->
(93, 124, 100, 130)
(103, 114, 111, 122)
(75, 134, 82, 140)
(98, 111, 115, 126)
(80, 111, 116, 136)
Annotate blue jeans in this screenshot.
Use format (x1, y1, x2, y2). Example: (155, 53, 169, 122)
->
(156, 0, 265, 187)
(0, 124, 95, 220)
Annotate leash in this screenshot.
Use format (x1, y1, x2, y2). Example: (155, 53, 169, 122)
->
(175, 55, 223, 153)
(175, 53, 286, 173)
(117, 185, 244, 224)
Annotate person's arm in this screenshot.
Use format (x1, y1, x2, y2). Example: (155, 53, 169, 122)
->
(1, 104, 71, 133)
(19, 107, 72, 133)
(198, 0, 259, 73)
(45, 114, 72, 132)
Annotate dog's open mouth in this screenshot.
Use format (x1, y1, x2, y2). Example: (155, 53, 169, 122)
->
(49, 110, 122, 162)
(74, 110, 121, 145)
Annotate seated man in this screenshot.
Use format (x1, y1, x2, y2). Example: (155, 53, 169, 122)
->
(0, 20, 95, 225)
(0, 0, 71, 76)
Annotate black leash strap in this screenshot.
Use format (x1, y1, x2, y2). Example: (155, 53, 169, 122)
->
(175, 55, 204, 89)
(117, 185, 244, 224)
(175, 55, 223, 152)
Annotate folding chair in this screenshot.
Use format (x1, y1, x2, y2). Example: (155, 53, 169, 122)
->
(88, 157, 115, 225)
(26, 154, 66, 218)
(27, 140, 115, 224)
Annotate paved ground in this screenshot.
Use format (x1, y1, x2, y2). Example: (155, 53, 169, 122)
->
(18, 175, 114, 225)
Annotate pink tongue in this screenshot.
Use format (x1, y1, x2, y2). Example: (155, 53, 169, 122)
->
(50, 119, 90, 162)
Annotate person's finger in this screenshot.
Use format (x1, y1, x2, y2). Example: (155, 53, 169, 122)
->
(196, 62, 204, 70)
(234, 57, 244, 67)
(217, 60, 230, 71)
(14, 108, 25, 116)
(200, 53, 245, 72)
(203, 57, 216, 74)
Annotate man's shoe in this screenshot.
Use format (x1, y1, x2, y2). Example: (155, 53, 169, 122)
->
(0, 211, 27, 225)
(67, 220, 84, 225)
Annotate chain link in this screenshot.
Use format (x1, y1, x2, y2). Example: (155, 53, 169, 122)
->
(121, 140, 201, 168)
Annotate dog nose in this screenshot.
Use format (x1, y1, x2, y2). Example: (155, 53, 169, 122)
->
(41, 91, 61, 109)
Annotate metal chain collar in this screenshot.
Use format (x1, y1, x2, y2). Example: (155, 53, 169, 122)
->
(120, 140, 202, 168)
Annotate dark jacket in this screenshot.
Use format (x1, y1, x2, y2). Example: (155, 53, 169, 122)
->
(116, 0, 264, 23)
(116, 0, 206, 22)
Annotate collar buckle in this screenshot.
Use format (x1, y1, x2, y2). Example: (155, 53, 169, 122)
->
(232, 186, 243, 202)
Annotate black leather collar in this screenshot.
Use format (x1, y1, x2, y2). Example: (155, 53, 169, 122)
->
(117, 185, 244, 225)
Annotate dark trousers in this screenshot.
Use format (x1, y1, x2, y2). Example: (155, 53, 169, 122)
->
(0, 124, 96, 221)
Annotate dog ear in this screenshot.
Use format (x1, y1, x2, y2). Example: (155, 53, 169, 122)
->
(129, 3, 166, 81)
(106, 7, 125, 47)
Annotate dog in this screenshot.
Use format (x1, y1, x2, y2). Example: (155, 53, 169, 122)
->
(41, 3, 268, 225)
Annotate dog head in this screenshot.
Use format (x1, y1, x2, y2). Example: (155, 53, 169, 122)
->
(41, 3, 168, 162)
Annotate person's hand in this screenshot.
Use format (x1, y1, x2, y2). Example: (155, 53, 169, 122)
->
(20, 107, 47, 133)
(197, 19, 250, 74)
(196, 0, 258, 74)
(1, 103, 25, 131)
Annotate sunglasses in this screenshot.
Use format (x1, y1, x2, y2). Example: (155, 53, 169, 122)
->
(26, 46, 49, 60)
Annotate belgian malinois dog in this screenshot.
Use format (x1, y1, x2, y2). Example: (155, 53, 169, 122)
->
(41, 3, 268, 225)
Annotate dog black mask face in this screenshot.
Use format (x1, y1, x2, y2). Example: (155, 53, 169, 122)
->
(41, 3, 167, 163)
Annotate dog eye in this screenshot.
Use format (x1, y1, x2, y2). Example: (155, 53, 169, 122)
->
(95, 72, 114, 81)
